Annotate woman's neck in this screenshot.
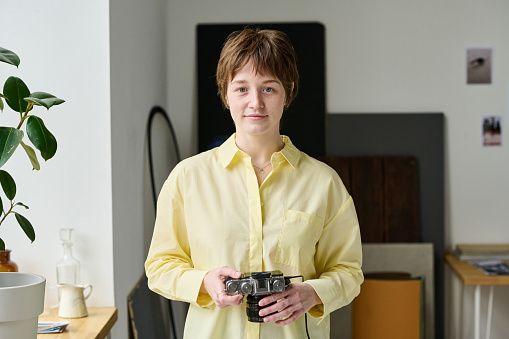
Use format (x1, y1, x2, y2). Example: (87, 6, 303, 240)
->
(235, 133, 284, 165)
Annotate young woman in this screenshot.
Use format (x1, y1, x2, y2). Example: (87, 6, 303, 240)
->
(145, 28, 363, 339)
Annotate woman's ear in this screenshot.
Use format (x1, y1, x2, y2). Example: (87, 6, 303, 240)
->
(286, 82, 295, 106)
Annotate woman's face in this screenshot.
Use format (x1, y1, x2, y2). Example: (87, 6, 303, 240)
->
(226, 61, 286, 139)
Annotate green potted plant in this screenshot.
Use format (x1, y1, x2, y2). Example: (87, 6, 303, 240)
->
(0, 46, 64, 253)
(0, 46, 64, 338)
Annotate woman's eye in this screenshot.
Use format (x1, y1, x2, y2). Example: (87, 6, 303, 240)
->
(237, 88, 247, 93)
(264, 87, 273, 93)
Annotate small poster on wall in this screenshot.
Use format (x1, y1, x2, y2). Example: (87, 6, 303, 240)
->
(467, 48, 492, 84)
(482, 115, 502, 146)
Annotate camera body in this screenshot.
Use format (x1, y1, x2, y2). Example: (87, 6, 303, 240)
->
(225, 270, 287, 296)
(225, 270, 291, 323)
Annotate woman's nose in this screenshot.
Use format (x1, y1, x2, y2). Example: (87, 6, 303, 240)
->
(249, 91, 264, 109)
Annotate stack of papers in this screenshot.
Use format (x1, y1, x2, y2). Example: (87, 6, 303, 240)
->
(37, 321, 69, 334)
(471, 261, 509, 276)
(455, 244, 509, 261)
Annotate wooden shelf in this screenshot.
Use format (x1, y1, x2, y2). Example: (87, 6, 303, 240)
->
(446, 253, 509, 285)
(38, 307, 117, 339)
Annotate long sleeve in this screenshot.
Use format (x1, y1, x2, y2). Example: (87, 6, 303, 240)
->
(304, 196, 363, 320)
(145, 179, 213, 308)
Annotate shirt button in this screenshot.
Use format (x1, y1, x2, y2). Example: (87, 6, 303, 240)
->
(260, 201, 264, 206)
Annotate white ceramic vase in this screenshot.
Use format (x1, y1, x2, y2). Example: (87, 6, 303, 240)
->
(0, 272, 46, 339)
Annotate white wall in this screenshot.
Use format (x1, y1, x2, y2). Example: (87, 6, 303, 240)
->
(166, 1, 509, 338)
(2, 1, 168, 337)
(0, 0, 113, 309)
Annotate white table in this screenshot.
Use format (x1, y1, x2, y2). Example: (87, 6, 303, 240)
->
(446, 254, 509, 339)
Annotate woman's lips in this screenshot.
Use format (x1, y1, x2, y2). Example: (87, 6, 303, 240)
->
(245, 114, 266, 120)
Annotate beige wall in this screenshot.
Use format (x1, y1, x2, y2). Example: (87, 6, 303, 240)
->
(110, 0, 168, 337)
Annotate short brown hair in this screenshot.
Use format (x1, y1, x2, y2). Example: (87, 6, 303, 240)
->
(216, 28, 299, 109)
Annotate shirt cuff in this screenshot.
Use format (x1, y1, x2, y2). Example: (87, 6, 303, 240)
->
(178, 269, 214, 308)
(303, 280, 333, 321)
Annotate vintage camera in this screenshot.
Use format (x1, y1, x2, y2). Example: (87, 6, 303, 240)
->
(225, 270, 292, 322)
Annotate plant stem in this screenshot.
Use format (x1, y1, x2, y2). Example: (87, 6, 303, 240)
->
(0, 202, 14, 226)
(16, 103, 33, 129)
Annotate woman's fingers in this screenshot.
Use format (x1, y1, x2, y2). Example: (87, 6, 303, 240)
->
(215, 292, 243, 308)
(258, 282, 321, 325)
(274, 310, 302, 326)
(219, 266, 242, 280)
(203, 266, 243, 308)
(258, 296, 296, 321)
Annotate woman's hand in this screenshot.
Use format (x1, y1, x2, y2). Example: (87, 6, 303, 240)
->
(258, 282, 322, 325)
(201, 266, 244, 309)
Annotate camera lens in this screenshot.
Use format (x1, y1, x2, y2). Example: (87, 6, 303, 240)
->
(226, 281, 239, 293)
(246, 295, 264, 322)
(246, 295, 277, 323)
(272, 279, 285, 292)
(240, 282, 253, 294)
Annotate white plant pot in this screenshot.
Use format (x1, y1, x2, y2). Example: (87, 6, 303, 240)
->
(0, 272, 46, 339)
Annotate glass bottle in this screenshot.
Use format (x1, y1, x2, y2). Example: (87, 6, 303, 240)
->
(56, 228, 80, 286)
(0, 249, 18, 272)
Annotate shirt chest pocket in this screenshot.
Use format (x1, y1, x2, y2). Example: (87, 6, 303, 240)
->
(275, 209, 324, 269)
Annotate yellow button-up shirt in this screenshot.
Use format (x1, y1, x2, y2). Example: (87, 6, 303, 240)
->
(145, 134, 363, 339)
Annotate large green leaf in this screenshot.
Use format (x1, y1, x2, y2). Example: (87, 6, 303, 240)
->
(20, 141, 40, 170)
(0, 170, 16, 200)
(0, 196, 3, 213)
(0, 127, 24, 168)
(25, 92, 65, 110)
(0, 238, 4, 251)
(3, 76, 30, 113)
(25, 92, 65, 109)
(26, 116, 57, 161)
(15, 212, 35, 243)
(0, 47, 20, 67)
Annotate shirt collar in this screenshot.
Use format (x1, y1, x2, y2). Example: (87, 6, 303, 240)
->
(218, 134, 301, 169)
(279, 135, 300, 169)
